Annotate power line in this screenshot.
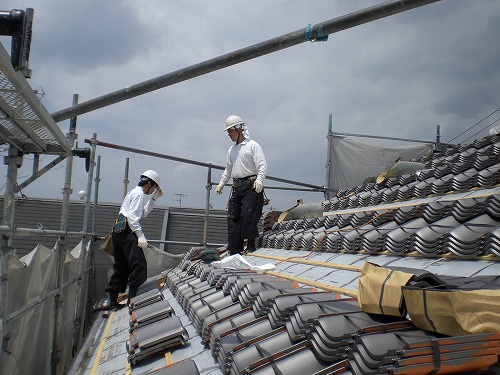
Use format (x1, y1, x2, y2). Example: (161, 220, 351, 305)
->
(461, 116, 500, 144)
(447, 105, 500, 143)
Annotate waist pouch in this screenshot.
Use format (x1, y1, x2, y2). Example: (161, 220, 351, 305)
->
(113, 214, 127, 233)
(233, 175, 257, 188)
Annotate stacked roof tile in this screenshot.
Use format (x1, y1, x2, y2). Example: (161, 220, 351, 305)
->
(126, 280, 190, 366)
(149, 254, 500, 374)
(260, 135, 500, 259)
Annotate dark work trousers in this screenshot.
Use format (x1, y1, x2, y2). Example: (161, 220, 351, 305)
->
(227, 183, 264, 255)
(106, 226, 147, 297)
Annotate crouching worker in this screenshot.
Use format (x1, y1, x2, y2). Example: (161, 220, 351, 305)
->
(105, 170, 163, 309)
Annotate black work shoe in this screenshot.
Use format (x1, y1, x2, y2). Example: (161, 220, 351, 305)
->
(245, 238, 256, 253)
(107, 292, 120, 310)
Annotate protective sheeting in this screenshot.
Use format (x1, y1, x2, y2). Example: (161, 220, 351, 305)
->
(145, 245, 184, 277)
(329, 136, 432, 190)
(5, 242, 88, 375)
(357, 262, 414, 316)
(3, 241, 183, 375)
(403, 287, 500, 336)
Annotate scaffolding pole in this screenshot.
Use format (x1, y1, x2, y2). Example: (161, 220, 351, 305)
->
(51, 0, 442, 123)
(0, 146, 22, 372)
(203, 167, 213, 246)
(70, 132, 97, 356)
(50, 93, 78, 375)
(325, 114, 334, 201)
(84, 138, 324, 191)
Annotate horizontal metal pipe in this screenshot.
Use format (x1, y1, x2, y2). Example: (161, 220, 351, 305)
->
(147, 239, 225, 247)
(51, 0, 440, 122)
(260, 186, 324, 192)
(84, 138, 325, 190)
(0, 225, 87, 237)
(209, 181, 327, 193)
(95, 235, 225, 248)
(332, 131, 436, 144)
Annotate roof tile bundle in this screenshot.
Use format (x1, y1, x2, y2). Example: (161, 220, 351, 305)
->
(349, 330, 500, 375)
(156, 255, 500, 374)
(126, 283, 191, 366)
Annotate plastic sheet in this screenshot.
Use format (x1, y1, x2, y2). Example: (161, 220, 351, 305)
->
(211, 254, 275, 271)
(329, 136, 431, 190)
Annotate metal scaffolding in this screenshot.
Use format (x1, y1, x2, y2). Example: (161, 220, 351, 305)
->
(0, 1, 444, 373)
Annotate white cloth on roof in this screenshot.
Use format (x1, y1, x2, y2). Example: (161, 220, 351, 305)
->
(490, 126, 500, 135)
(212, 254, 275, 270)
(119, 186, 155, 235)
(220, 137, 267, 186)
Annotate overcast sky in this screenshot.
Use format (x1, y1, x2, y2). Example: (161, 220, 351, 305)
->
(1, 0, 499, 211)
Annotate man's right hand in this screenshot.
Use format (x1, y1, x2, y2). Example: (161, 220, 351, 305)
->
(151, 188, 163, 200)
(216, 183, 224, 195)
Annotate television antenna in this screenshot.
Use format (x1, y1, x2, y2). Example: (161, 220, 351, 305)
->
(174, 192, 189, 207)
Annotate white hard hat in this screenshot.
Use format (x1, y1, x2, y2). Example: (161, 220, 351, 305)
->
(141, 170, 160, 187)
(224, 115, 245, 131)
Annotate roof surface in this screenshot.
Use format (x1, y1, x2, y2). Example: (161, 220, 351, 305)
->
(70, 135, 500, 375)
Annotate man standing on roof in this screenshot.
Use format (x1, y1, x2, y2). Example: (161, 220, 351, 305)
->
(105, 170, 163, 309)
(216, 115, 267, 254)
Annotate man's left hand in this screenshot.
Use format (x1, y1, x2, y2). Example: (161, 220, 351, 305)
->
(137, 234, 148, 250)
(253, 180, 263, 193)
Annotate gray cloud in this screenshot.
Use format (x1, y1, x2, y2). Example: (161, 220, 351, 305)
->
(1, 0, 500, 211)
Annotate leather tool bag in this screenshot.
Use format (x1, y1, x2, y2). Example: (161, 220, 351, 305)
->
(99, 235, 114, 256)
(99, 214, 127, 256)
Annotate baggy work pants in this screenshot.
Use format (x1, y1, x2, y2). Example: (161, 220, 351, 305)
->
(106, 226, 147, 297)
(227, 183, 264, 255)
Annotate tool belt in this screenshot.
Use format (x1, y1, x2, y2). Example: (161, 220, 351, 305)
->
(232, 175, 257, 188)
(113, 214, 128, 233)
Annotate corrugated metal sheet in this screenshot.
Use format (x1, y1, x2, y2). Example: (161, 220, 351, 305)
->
(165, 207, 227, 254)
(0, 198, 228, 257)
(0, 198, 164, 257)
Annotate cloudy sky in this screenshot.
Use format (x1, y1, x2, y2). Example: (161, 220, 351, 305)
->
(1, 0, 499, 211)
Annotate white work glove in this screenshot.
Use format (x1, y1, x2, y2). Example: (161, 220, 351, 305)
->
(216, 183, 224, 195)
(253, 180, 263, 193)
(151, 188, 163, 201)
(137, 234, 148, 250)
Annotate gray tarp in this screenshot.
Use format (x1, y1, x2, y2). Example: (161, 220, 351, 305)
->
(329, 136, 432, 190)
(6, 243, 83, 375)
(4, 241, 182, 375)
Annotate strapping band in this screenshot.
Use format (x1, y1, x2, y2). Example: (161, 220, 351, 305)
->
(305, 23, 329, 42)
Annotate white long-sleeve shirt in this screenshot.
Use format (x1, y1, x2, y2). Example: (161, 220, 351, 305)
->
(220, 138, 267, 186)
(119, 186, 155, 235)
